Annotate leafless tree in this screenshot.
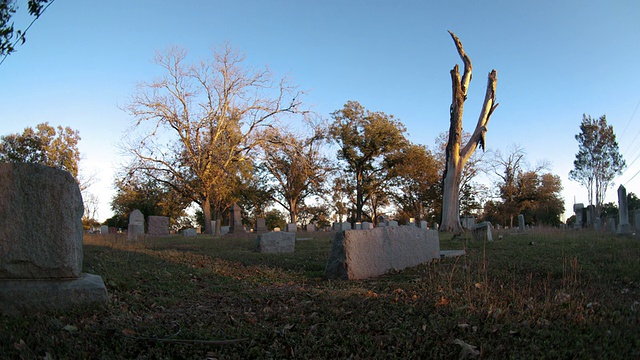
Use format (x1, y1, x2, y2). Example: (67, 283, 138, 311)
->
(124, 44, 305, 234)
(440, 31, 498, 234)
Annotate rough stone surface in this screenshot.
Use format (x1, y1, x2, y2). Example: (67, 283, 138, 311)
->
(324, 226, 440, 280)
(255, 232, 295, 253)
(472, 222, 493, 241)
(305, 224, 316, 232)
(286, 223, 297, 232)
(0, 163, 83, 279)
(0, 273, 108, 315)
(147, 216, 169, 236)
(127, 209, 145, 241)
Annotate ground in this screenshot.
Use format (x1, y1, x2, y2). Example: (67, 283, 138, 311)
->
(1, 229, 639, 359)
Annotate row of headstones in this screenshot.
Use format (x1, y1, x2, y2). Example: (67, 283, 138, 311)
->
(573, 184, 636, 235)
(331, 218, 433, 231)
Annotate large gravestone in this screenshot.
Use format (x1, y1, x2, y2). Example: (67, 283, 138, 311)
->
(127, 209, 145, 241)
(518, 214, 525, 231)
(618, 185, 632, 235)
(147, 216, 169, 236)
(325, 226, 440, 280)
(255, 218, 267, 233)
(0, 163, 107, 315)
(229, 203, 242, 234)
(472, 222, 493, 241)
(573, 203, 584, 228)
(255, 232, 295, 253)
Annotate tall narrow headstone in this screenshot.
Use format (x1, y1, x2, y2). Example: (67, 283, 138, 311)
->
(618, 185, 632, 235)
(518, 214, 525, 231)
(229, 203, 242, 234)
(573, 203, 584, 228)
(127, 209, 145, 241)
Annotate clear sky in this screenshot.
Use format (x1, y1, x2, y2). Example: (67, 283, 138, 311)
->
(2, 0, 640, 222)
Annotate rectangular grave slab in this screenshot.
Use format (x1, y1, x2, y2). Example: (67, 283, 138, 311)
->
(255, 232, 295, 253)
(325, 226, 440, 280)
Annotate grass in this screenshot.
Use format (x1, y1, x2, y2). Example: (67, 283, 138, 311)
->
(2, 229, 639, 359)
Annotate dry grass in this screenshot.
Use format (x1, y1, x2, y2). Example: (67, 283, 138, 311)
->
(1, 229, 639, 359)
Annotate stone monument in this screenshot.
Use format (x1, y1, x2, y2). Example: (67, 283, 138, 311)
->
(618, 185, 632, 235)
(229, 203, 242, 234)
(147, 216, 169, 236)
(127, 209, 145, 240)
(0, 163, 108, 315)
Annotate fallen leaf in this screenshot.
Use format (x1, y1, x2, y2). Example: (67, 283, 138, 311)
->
(454, 339, 480, 359)
(283, 324, 295, 330)
(13, 339, 25, 351)
(63, 325, 78, 333)
(458, 323, 470, 330)
(122, 328, 137, 336)
(435, 296, 450, 307)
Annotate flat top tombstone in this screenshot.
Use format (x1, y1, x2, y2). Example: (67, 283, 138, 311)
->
(229, 202, 242, 233)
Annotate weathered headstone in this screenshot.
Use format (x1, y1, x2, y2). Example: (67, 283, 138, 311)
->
(108, 226, 117, 234)
(472, 222, 493, 241)
(618, 185, 632, 235)
(182, 228, 197, 237)
(408, 218, 416, 226)
(147, 216, 169, 236)
(255, 218, 267, 233)
(221, 226, 230, 235)
(606, 217, 616, 234)
(324, 226, 440, 280)
(518, 214, 525, 231)
(127, 209, 145, 241)
(418, 220, 428, 229)
(354, 222, 362, 230)
(586, 205, 596, 228)
(573, 203, 584, 228)
(305, 223, 316, 232)
(388, 220, 398, 227)
(273, 227, 281, 232)
(255, 232, 295, 253)
(0, 163, 107, 315)
(461, 216, 475, 229)
(286, 223, 297, 232)
(229, 203, 242, 234)
(362, 222, 374, 230)
(100, 225, 109, 235)
(635, 209, 640, 233)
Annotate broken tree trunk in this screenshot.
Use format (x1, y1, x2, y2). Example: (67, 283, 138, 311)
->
(440, 31, 498, 234)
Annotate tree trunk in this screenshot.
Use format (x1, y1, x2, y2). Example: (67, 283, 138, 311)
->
(289, 198, 298, 224)
(355, 171, 363, 223)
(202, 196, 212, 235)
(440, 31, 498, 234)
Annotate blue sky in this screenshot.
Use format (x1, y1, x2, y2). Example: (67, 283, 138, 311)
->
(2, 0, 640, 221)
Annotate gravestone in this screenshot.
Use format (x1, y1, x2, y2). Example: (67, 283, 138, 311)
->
(618, 185, 632, 235)
(408, 218, 416, 226)
(635, 209, 640, 232)
(305, 224, 316, 232)
(418, 220, 428, 229)
(255, 232, 295, 253)
(255, 218, 267, 233)
(100, 225, 109, 235)
(210, 220, 218, 236)
(362, 222, 374, 230)
(573, 203, 584, 228)
(586, 205, 596, 228)
(0, 163, 107, 315)
(325, 226, 440, 280)
(354, 222, 362, 230)
(108, 227, 117, 234)
(286, 223, 297, 232)
(221, 226, 230, 235)
(472, 222, 493, 241)
(229, 203, 242, 234)
(182, 228, 197, 237)
(127, 209, 145, 241)
(606, 217, 616, 234)
(147, 216, 169, 236)
(388, 220, 398, 227)
(518, 214, 525, 231)
(461, 216, 475, 230)
(273, 227, 281, 232)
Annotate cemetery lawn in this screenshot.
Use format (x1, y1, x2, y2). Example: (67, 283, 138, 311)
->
(2, 230, 640, 359)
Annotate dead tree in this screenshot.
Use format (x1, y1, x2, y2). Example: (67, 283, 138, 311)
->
(440, 31, 498, 234)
